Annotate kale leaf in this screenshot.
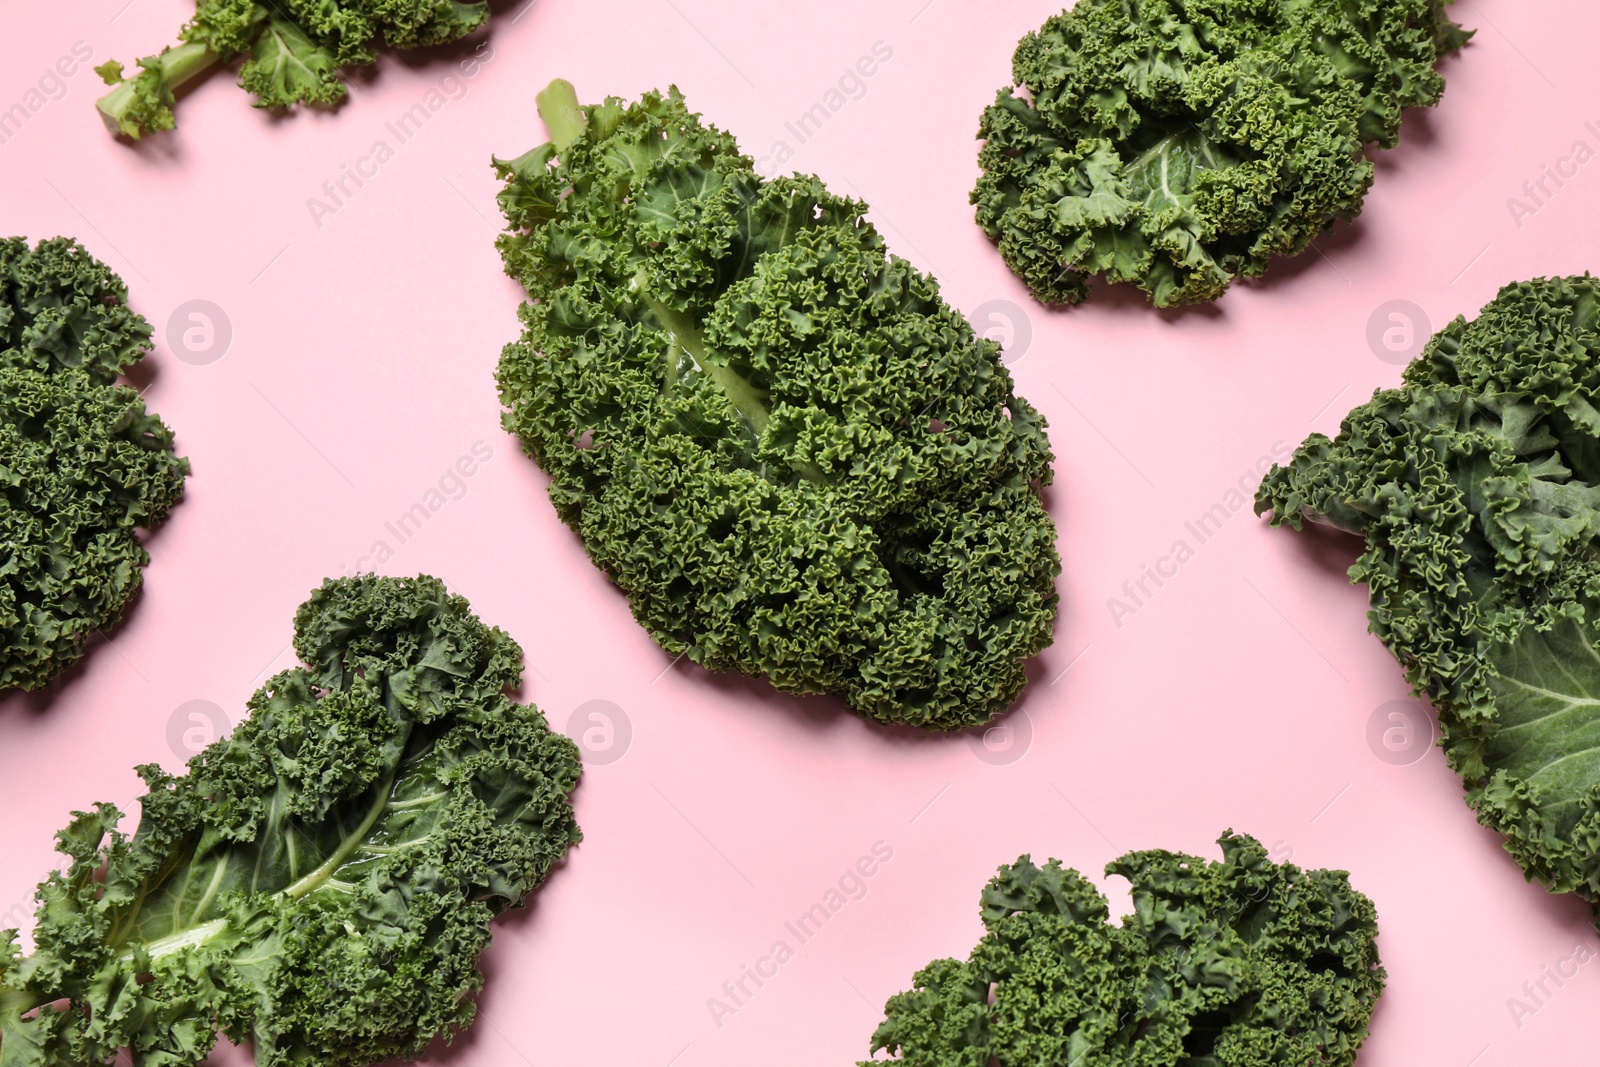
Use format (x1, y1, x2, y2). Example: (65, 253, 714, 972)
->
(0, 574, 582, 1067)
(494, 81, 1061, 730)
(974, 0, 1470, 307)
(1258, 275, 1600, 903)
(866, 832, 1384, 1067)
(0, 237, 188, 692)
(95, 0, 490, 139)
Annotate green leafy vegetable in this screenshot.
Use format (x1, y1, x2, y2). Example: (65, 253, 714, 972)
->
(866, 831, 1384, 1067)
(0, 237, 188, 692)
(973, 0, 1470, 307)
(95, 0, 490, 139)
(1257, 274, 1600, 903)
(0, 574, 582, 1067)
(494, 81, 1061, 730)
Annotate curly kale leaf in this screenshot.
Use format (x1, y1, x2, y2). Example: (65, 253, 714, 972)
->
(1256, 274, 1600, 903)
(0, 574, 582, 1067)
(866, 831, 1384, 1067)
(494, 81, 1061, 730)
(95, 0, 490, 139)
(0, 237, 188, 692)
(974, 0, 1470, 308)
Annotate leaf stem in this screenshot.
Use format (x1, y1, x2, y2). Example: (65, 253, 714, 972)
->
(636, 283, 830, 483)
(1127, 131, 1180, 175)
(639, 289, 772, 436)
(106, 752, 405, 966)
(283, 764, 402, 900)
(536, 79, 588, 151)
(133, 918, 230, 963)
(95, 42, 220, 137)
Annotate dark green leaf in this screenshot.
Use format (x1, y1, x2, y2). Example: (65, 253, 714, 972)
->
(0, 575, 582, 1067)
(94, 0, 490, 137)
(0, 237, 188, 692)
(866, 832, 1384, 1067)
(1258, 273, 1600, 904)
(974, 0, 1470, 307)
(494, 84, 1061, 729)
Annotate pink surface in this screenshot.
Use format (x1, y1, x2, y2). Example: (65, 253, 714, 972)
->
(2, 1, 1599, 1064)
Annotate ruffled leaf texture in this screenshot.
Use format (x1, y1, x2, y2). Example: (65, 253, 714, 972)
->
(0, 574, 582, 1067)
(104, 0, 489, 136)
(0, 237, 189, 691)
(495, 87, 1061, 730)
(973, 0, 1470, 307)
(1257, 274, 1600, 903)
(865, 831, 1384, 1067)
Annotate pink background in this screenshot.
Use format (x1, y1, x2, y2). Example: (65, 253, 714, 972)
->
(2, 1, 1599, 1064)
